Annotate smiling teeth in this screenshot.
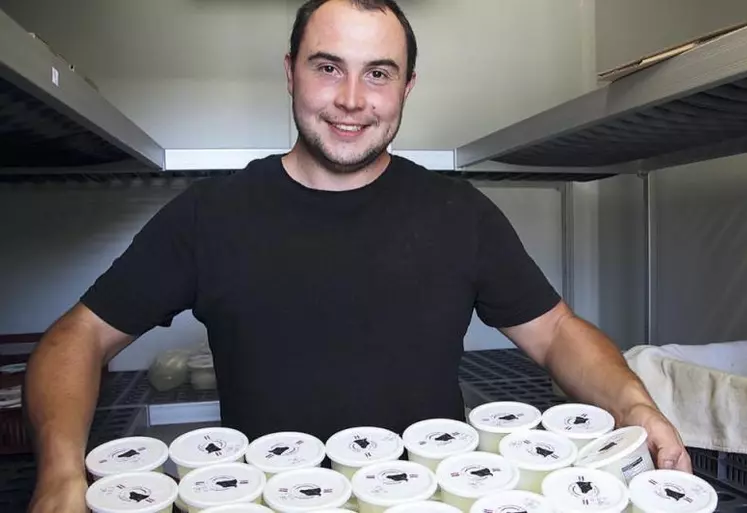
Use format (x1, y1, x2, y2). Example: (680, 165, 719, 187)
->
(334, 124, 363, 132)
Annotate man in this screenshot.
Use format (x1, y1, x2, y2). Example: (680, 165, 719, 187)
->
(27, 0, 691, 511)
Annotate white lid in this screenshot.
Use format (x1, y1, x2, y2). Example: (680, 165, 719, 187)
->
(169, 427, 249, 469)
(178, 462, 266, 509)
(263, 468, 352, 512)
(351, 460, 438, 507)
(498, 430, 578, 471)
(402, 418, 479, 459)
(86, 437, 169, 478)
(85, 471, 178, 513)
(541, 404, 616, 440)
(245, 431, 326, 474)
(436, 451, 520, 499)
(188, 354, 214, 369)
(202, 505, 275, 513)
(576, 426, 648, 469)
(541, 467, 630, 513)
(469, 490, 554, 513)
(629, 470, 718, 513)
(325, 426, 404, 468)
(386, 500, 463, 512)
(468, 402, 542, 434)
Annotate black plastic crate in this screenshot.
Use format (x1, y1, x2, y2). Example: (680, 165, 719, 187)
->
(460, 378, 565, 412)
(116, 376, 154, 406)
(702, 475, 747, 513)
(725, 456, 747, 493)
(149, 382, 219, 405)
(97, 370, 141, 408)
(87, 407, 144, 452)
(689, 447, 721, 480)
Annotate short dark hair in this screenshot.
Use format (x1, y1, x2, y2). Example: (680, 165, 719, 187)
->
(289, 0, 418, 82)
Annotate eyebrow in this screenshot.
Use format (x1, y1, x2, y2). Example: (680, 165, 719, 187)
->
(307, 52, 401, 72)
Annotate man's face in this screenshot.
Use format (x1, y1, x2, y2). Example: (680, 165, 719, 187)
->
(286, 0, 416, 173)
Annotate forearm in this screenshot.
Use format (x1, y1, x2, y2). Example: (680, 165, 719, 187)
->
(24, 315, 106, 482)
(545, 314, 656, 425)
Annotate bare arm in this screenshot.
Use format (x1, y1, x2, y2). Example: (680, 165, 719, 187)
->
(502, 300, 691, 471)
(25, 303, 133, 511)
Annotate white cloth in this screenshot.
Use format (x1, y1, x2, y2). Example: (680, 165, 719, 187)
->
(624, 340, 747, 453)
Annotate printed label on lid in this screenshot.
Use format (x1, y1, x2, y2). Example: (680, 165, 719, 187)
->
(542, 467, 629, 513)
(417, 429, 475, 452)
(472, 491, 552, 513)
(542, 404, 615, 437)
(268, 470, 350, 509)
(630, 471, 717, 513)
(248, 433, 325, 471)
(327, 427, 403, 465)
(474, 403, 541, 429)
(565, 475, 617, 508)
(366, 469, 424, 497)
(191, 474, 250, 494)
(88, 474, 177, 512)
(450, 464, 508, 490)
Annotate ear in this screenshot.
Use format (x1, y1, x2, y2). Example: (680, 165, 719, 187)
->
(284, 53, 294, 96)
(404, 70, 417, 100)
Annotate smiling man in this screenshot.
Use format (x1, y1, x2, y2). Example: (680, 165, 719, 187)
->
(27, 1, 690, 512)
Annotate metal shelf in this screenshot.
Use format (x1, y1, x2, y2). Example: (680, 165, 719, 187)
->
(0, 8, 164, 170)
(456, 26, 747, 173)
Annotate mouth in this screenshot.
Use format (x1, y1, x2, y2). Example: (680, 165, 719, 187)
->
(326, 120, 370, 138)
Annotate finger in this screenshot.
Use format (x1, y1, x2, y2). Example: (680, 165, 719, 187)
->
(657, 444, 688, 470)
(676, 449, 693, 473)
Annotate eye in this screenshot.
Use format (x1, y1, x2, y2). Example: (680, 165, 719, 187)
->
(319, 64, 337, 75)
(370, 69, 390, 80)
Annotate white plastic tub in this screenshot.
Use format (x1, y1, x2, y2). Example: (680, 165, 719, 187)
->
(385, 501, 462, 512)
(575, 426, 654, 485)
(468, 402, 542, 454)
(326, 426, 405, 480)
(351, 460, 438, 513)
(86, 437, 169, 480)
(541, 403, 615, 449)
(469, 489, 554, 513)
(402, 419, 479, 472)
(178, 462, 266, 513)
(629, 469, 718, 513)
(85, 471, 179, 513)
(169, 427, 249, 479)
(263, 467, 352, 513)
(245, 431, 326, 477)
(498, 429, 578, 493)
(541, 466, 630, 513)
(200, 506, 274, 513)
(435, 451, 520, 512)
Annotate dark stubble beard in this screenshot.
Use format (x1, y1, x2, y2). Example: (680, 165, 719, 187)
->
(292, 96, 404, 175)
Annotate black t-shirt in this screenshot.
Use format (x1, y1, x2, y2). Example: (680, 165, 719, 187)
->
(81, 154, 560, 442)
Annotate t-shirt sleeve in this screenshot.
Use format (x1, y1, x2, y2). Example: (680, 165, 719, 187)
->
(79, 184, 199, 336)
(473, 192, 562, 328)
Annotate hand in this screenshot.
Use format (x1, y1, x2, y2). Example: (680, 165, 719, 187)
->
(624, 403, 692, 473)
(28, 472, 89, 513)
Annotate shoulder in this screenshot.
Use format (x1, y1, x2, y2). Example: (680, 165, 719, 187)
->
(390, 155, 497, 212)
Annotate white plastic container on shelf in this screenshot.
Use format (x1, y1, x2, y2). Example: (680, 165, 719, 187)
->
(169, 427, 249, 479)
(541, 403, 616, 449)
(187, 354, 217, 390)
(351, 460, 438, 513)
(541, 466, 630, 513)
(468, 402, 542, 453)
(263, 467, 352, 513)
(326, 426, 405, 480)
(85, 471, 179, 513)
(177, 462, 266, 513)
(385, 501, 462, 512)
(402, 419, 479, 472)
(245, 431, 326, 477)
(200, 505, 274, 513)
(435, 451, 520, 512)
(498, 429, 578, 493)
(469, 489, 554, 513)
(629, 469, 718, 513)
(575, 426, 654, 485)
(86, 437, 169, 480)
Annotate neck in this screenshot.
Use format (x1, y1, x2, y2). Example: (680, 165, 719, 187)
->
(281, 140, 391, 192)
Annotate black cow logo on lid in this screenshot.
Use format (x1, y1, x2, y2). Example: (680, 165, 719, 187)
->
(665, 488, 686, 501)
(215, 479, 238, 489)
(128, 491, 150, 503)
(270, 446, 290, 456)
(470, 467, 494, 478)
(299, 487, 322, 497)
(535, 446, 555, 458)
(354, 438, 371, 449)
(117, 449, 140, 459)
(386, 473, 409, 483)
(576, 480, 593, 494)
(435, 433, 455, 442)
(499, 414, 519, 422)
(573, 416, 589, 425)
(205, 443, 222, 454)
(598, 441, 617, 453)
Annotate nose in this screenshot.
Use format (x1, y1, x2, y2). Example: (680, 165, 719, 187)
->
(334, 75, 366, 112)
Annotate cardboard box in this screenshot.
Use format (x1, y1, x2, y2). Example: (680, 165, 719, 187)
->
(598, 21, 747, 82)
